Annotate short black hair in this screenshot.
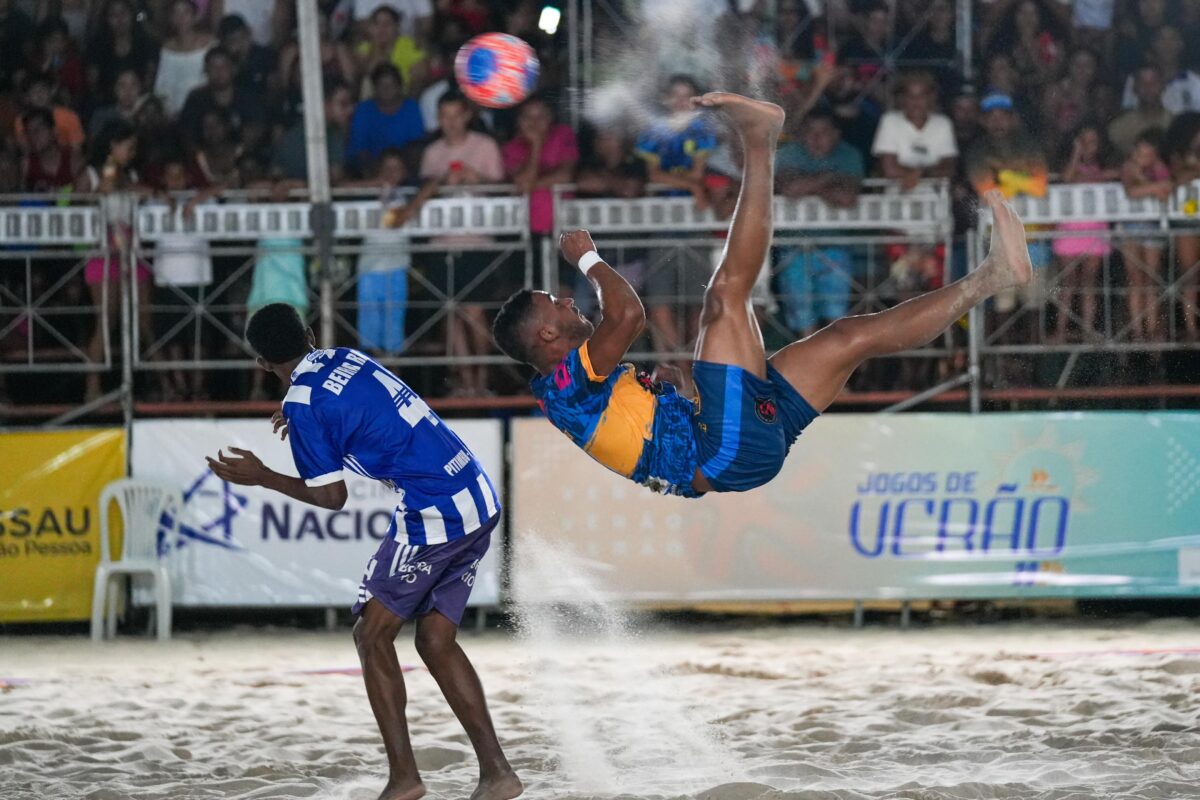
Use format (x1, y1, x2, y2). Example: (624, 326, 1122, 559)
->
(21, 107, 54, 131)
(217, 13, 249, 38)
(804, 107, 839, 128)
(666, 74, 702, 95)
(437, 89, 470, 109)
(246, 303, 310, 364)
(492, 289, 538, 365)
(89, 118, 136, 168)
(370, 62, 404, 89)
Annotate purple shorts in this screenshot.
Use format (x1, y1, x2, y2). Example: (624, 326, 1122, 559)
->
(351, 514, 497, 626)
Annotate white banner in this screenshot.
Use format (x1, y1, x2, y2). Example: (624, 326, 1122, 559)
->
(131, 418, 504, 608)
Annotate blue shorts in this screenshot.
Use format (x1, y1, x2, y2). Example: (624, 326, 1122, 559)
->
(692, 360, 819, 493)
(351, 514, 497, 625)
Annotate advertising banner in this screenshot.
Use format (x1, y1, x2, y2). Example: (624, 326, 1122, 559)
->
(131, 419, 504, 608)
(0, 428, 127, 621)
(511, 413, 1200, 601)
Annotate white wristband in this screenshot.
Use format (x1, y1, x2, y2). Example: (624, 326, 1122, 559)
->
(576, 250, 603, 274)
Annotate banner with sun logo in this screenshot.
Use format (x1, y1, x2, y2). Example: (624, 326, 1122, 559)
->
(511, 413, 1200, 602)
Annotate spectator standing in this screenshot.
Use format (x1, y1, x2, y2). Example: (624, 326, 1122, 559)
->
(1164, 112, 1200, 340)
(347, 63, 425, 175)
(1115, 0, 1168, 80)
(1051, 123, 1119, 342)
(1041, 47, 1115, 154)
(153, 154, 218, 401)
(88, 68, 143, 140)
(1120, 27, 1200, 115)
(272, 79, 355, 184)
(353, 0, 433, 42)
(85, 0, 159, 104)
(1108, 65, 1174, 157)
(503, 93, 578, 256)
(1118, 128, 1172, 341)
(194, 107, 242, 187)
(634, 75, 717, 211)
(355, 5, 427, 95)
(75, 120, 161, 401)
(357, 148, 428, 358)
(775, 109, 865, 337)
(154, 0, 216, 117)
(20, 107, 81, 192)
(872, 71, 958, 191)
(839, 1, 891, 101)
(275, 10, 359, 129)
(897, 0, 959, 98)
(984, 0, 1067, 99)
(34, 17, 85, 106)
(212, 0, 285, 47)
(216, 13, 276, 95)
(419, 92, 505, 395)
(179, 46, 266, 155)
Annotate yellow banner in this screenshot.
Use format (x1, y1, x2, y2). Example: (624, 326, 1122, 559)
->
(0, 428, 126, 621)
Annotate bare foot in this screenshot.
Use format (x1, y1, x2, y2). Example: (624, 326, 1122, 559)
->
(376, 779, 425, 800)
(469, 771, 523, 800)
(690, 91, 784, 143)
(980, 189, 1034, 293)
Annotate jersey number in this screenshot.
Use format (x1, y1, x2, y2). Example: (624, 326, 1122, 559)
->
(373, 370, 439, 428)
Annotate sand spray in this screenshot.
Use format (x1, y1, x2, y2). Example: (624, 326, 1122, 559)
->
(510, 534, 736, 796)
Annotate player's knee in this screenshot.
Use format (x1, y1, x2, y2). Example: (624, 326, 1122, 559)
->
(414, 624, 456, 662)
(352, 611, 396, 659)
(824, 316, 867, 352)
(701, 280, 749, 325)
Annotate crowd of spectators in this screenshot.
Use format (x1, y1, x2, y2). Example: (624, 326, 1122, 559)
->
(1, 0, 1199, 406)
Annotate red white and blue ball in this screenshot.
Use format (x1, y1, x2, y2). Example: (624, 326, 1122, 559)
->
(454, 33, 540, 109)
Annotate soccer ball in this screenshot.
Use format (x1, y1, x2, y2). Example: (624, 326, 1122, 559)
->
(454, 33, 540, 109)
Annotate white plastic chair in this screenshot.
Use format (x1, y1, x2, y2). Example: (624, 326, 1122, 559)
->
(91, 479, 183, 642)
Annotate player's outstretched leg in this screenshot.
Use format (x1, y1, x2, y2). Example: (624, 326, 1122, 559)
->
(769, 189, 1033, 411)
(353, 600, 427, 800)
(415, 612, 522, 800)
(690, 92, 785, 379)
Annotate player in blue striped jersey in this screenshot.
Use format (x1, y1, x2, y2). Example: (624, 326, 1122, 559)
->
(206, 303, 522, 800)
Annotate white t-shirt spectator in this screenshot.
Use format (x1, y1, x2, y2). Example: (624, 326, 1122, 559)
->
(1122, 71, 1200, 114)
(1072, 0, 1114, 29)
(871, 110, 958, 169)
(353, 0, 432, 37)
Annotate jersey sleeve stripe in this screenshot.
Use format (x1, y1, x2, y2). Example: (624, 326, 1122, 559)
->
(579, 342, 608, 382)
(305, 470, 344, 487)
(284, 385, 312, 405)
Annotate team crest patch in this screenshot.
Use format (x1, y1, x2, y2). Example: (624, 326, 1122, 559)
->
(754, 396, 778, 424)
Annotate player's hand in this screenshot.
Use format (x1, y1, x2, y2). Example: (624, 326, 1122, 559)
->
(559, 229, 597, 264)
(271, 410, 289, 441)
(206, 447, 271, 487)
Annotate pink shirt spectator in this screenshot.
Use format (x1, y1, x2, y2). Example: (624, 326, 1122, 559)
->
(502, 123, 579, 234)
(419, 131, 504, 183)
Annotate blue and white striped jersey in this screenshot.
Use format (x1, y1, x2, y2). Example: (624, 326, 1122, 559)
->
(282, 347, 500, 545)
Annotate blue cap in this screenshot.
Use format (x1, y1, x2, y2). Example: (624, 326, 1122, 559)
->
(981, 93, 1014, 112)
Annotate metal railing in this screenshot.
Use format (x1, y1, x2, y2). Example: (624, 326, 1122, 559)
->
(1, 179, 1199, 422)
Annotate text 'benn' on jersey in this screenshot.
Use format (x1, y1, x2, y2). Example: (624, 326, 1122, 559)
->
(282, 348, 501, 545)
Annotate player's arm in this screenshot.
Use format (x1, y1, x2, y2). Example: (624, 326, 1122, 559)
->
(205, 448, 349, 510)
(560, 229, 645, 378)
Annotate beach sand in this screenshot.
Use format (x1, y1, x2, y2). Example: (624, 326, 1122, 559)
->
(3, 617, 1200, 800)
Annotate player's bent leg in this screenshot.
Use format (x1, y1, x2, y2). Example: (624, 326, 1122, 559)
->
(769, 189, 1034, 412)
(415, 612, 522, 800)
(690, 92, 784, 377)
(353, 600, 426, 800)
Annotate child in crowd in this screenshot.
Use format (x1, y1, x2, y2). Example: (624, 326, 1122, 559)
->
(1119, 128, 1173, 342)
(1051, 123, 1119, 342)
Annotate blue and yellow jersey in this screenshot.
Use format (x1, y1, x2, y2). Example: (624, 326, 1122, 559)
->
(530, 342, 703, 498)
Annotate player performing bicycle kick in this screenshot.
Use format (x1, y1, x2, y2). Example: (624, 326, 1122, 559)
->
(492, 91, 1033, 498)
